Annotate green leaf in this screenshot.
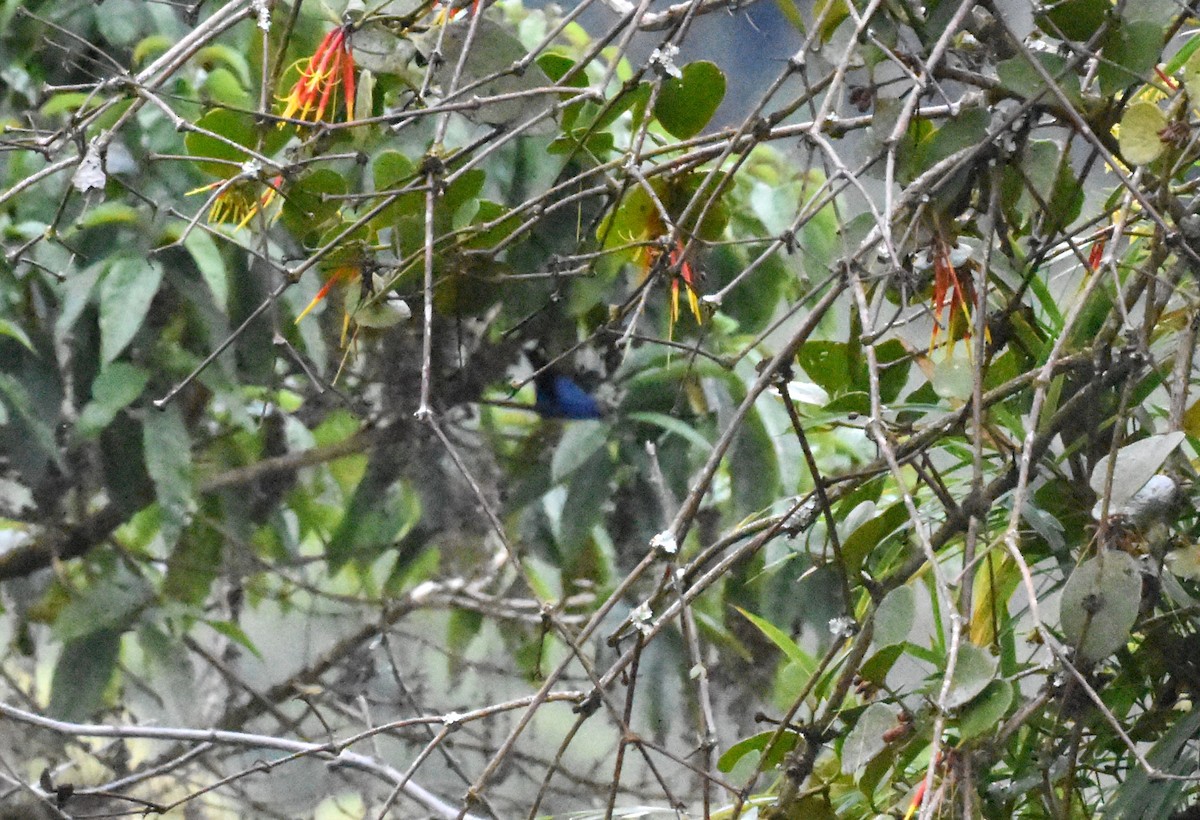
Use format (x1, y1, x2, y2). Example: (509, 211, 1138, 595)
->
(628, 411, 713, 453)
(183, 228, 228, 307)
(0, 373, 60, 468)
(654, 61, 726, 139)
(39, 92, 96, 118)
(875, 338, 911, 403)
(558, 449, 616, 564)
(132, 34, 171, 66)
(327, 475, 420, 570)
(1106, 709, 1200, 819)
(1036, 0, 1109, 41)
(942, 641, 998, 709)
(859, 643, 905, 685)
(447, 608, 484, 658)
(1119, 102, 1167, 166)
(551, 420, 609, 483)
(99, 256, 164, 363)
(195, 44, 252, 87)
(1089, 432, 1185, 512)
(729, 404, 778, 518)
(996, 53, 1082, 107)
(773, 0, 806, 32)
(812, 0, 850, 42)
(1059, 551, 1142, 663)
(280, 169, 348, 241)
(797, 341, 853, 395)
(734, 606, 816, 674)
(136, 624, 198, 725)
(77, 202, 141, 229)
(164, 515, 223, 604)
(53, 569, 149, 643)
(717, 729, 798, 774)
(1168, 34, 1200, 75)
(957, 679, 1013, 740)
(56, 261, 105, 337)
(841, 501, 908, 579)
(202, 67, 251, 108)
(203, 619, 264, 660)
(373, 150, 416, 191)
(48, 629, 122, 723)
(1018, 140, 1084, 231)
(76, 362, 150, 439)
(874, 586, 915, 648)
(840, 702, 896, 775)
(143, 404, 193, 549)
(0, 318, 33, 351)
(1098, 21, 1165, 95)
(185, 110, 259, 179)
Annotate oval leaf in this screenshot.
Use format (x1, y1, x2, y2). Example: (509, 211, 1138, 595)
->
(1089, 431, 1185, 512)
(1060, 551, 1142, 663)
(874, 585, 916, 648)
(943, 641, 998, 709)
(840, 702, 896, 775)
(654, 61, 726, 139)
(1119, 102, 1167, 166)
(957, 679, 1014, 740)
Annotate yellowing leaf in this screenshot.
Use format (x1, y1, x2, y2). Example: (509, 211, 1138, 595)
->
(1118, 102, 1167, 166)
(1185, 49, 1200, 103)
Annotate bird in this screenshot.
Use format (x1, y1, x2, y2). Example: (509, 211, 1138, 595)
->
(533, 371, 603, 420)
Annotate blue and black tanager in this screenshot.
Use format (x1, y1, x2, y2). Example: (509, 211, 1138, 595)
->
(533, 371, 603, 420)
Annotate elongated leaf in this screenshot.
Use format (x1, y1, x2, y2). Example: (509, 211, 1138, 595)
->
(874, 586, 916, 648)
(49, 629, 122, 723)
(76, 362, 149, 439)
(628, 411, 713, 453)
(99, 257, 164, 363)
(735, 606, 816, 674)
(143, 404, 193, 549)
(717, 729, 798, 774)
(550, 420, 609, 483)
(841, 702, 896, 775)
(1090, 432, 1185, 513)
(183, 229, 227, 307)
(1106, 709, 1200, 819)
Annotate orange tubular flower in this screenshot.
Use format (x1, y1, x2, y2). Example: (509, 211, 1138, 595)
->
(929, 238, 974, 352)
(295, 265, 363, 351)
(668, 240, 702, 327)
(1087, 235, 1106, 273)
(279, 25, 356, 126)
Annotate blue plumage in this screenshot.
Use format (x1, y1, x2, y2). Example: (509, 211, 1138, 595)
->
(534, 373, 603, 420)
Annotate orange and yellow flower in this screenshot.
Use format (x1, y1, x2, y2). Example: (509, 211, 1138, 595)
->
(639, 238, 703, 334)
(929, 238, 974, 351)
(187, 175, 282, 229)
(667, 240, 701, 328)
(278, 25, 356, 126)
(295, 264, 360, 325)
(1087, 234, 1106, 273)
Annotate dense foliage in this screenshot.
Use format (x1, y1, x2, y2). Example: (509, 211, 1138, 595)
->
(3, 0, 1200, 816)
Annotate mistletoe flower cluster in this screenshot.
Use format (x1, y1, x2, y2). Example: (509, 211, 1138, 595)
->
(279, 24, 356, 125)
(188, 173, 282, 229)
